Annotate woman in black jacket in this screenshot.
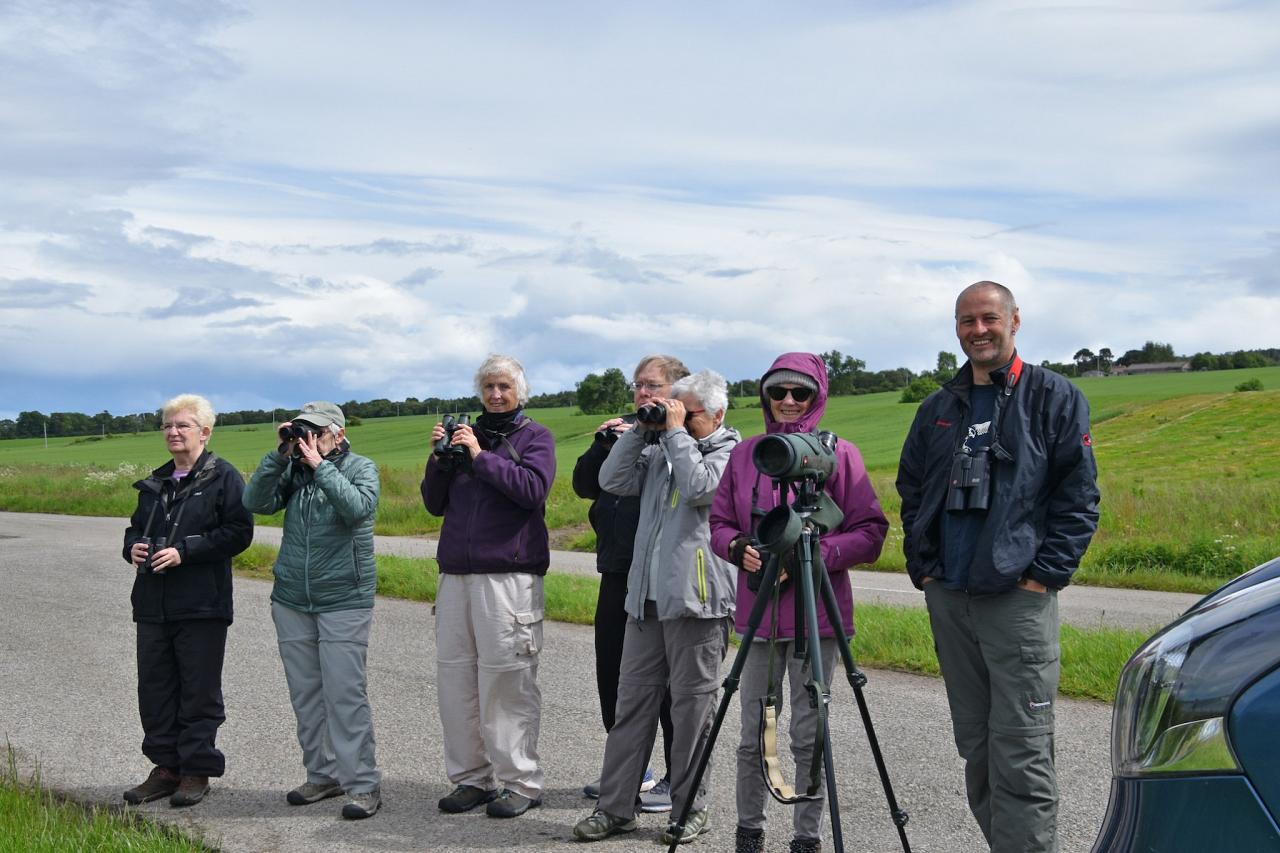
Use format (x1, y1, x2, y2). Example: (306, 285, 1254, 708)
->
(121, 394, 253, 808)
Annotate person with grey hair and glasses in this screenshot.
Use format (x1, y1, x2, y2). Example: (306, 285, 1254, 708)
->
(574, 368, 740, 846)
(122, 393, 253, 808)
(243, 401, 383, 820)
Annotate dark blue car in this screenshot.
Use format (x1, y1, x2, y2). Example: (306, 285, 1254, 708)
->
(1093, 557, 1280, 851)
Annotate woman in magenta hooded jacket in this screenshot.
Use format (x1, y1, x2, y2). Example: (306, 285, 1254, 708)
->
(709, 352, 888, 853)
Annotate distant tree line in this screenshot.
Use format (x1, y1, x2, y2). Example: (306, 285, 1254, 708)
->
(7, 341, 1278, 439)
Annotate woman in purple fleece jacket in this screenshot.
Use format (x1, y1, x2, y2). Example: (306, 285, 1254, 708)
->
(421, 354, 556, 820)
(709, 352, 889, 853)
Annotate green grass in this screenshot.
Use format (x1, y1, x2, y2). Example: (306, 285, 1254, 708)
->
(848, 604, 1143, 702)
(3, 366, 1279, 592)
(0, 751, 208, 852)
(236, 545, 1136, 702)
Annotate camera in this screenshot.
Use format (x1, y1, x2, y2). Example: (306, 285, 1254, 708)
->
(434, 414, 472, 468)
(752, 431, 838, 483)
(946, 448, 992, 512)
(635, 403, 668, 426)
(137, 535, 168, 575)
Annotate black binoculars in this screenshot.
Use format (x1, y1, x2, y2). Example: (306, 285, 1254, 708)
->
(137, 535, 168, 575)
(946, 448, 993, 512)
(434, 414, 472, 468)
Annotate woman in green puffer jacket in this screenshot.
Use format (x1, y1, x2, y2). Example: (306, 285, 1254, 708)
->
(242, 401, 384, 821)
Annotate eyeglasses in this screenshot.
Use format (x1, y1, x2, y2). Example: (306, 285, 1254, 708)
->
(631, 381, 669, 393)
(162, 422, 198, 433)
(765, 386, 814, 403)
(684, 408, 706, 418)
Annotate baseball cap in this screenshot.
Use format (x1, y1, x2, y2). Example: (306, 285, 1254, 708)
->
(292, 401, 346, 429)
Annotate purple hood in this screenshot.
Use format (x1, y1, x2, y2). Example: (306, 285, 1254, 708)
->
(760, 352, 829, 434)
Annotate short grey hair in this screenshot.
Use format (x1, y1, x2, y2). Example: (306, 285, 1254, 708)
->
(474, 353, 530, 404)
(162, 394, 215, 430)
(672, 369, 728, 417)
(956, 280, 1017, 316)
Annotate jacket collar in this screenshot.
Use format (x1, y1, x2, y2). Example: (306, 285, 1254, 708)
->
(137, 449, 218, 494)
(945, 351, 1025, 398)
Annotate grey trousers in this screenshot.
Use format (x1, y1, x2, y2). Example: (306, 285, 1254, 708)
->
(736, 637, 838, 841)
(924, 582, 1060, 853)
(272, 603, 381, 794)
(598, 605, 730, 821)
(434, 572, 545, 799)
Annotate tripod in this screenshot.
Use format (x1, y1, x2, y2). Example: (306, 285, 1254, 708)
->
(667, 477, 911, 853)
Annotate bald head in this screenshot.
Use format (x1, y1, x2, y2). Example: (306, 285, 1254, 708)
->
(956, 281, 1017, 317)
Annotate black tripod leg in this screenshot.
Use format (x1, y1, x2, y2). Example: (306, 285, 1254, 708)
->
(817, 563, 913, 853)
(665, 555, 781, 853)
(799, 529, 845, 853)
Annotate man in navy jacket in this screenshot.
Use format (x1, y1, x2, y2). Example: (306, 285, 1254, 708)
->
(897, 281, 1099, 853)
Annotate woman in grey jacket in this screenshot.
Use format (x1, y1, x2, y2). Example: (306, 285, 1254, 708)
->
(573, 369, 740, 846)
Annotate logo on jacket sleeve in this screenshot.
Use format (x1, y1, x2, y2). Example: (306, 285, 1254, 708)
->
(934, 419, 953, 428)
(1082, 433, 1092, 446)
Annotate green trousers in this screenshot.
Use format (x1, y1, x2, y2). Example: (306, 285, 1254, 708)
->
(924, 582, 1060, 853)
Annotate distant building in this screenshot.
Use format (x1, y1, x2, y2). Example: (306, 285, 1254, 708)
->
(1113, 361, 1191, 375)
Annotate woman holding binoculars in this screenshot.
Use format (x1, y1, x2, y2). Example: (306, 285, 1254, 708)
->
(421, 354, 556, 819)
(242, 400, 384, 820)
(709, 353, 889, 853)
(122, 393, 253, 808)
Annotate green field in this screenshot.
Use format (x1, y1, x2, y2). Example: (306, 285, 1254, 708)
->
(2, 365, 1278, 592)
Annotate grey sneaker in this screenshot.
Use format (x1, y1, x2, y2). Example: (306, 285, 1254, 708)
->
(287, 779, 344, 806)
(486, 788, 541, 818)
(662, 808, 710, 845)
(341, 788, 381, 820)
(573, 808, 638, 841)
(439, 784, 498, 813)
(638, 776, 672, 813)
(788, 837, 821, 853)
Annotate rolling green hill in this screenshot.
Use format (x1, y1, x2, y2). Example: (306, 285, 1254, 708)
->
(2, 365, 1277, 590)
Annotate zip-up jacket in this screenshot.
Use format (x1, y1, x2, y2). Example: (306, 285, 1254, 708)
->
(123, 450, 254, 624)
(421, 414, 556, 576)
(896, 355, 1100, 594)
(242, 445, 379, 613)
(572, 432, 642, 575)
(599, 422, 741, 622)
(710, 352, 888, 638)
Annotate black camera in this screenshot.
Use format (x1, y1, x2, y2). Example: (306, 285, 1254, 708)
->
(946, 448, 992, 512)
(137, 535, 168, 575)
(635, 403, 668, 426)
(434, 414, 472, 468)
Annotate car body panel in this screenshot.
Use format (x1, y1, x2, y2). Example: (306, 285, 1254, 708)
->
(1230, 663, 1280, 830)
(1091, 776, 1280, 852)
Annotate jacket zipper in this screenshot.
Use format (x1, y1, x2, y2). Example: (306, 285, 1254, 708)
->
(696, 547, 707, 603)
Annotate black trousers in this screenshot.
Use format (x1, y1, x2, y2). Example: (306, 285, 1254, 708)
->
(594, 572, 673, 773)
(136, 619, 229, 777)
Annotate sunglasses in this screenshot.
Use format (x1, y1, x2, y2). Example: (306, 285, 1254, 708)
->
(765, 386, 814, 403)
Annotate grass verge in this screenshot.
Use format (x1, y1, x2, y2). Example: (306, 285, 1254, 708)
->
(234, 547, 1138, 703)
(1, 748, 209, 852)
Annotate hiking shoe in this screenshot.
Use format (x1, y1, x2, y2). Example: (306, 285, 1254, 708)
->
(789, 837, 821, 853)
(286, 779, 344, 805)
(486, 788, 541, 818)
(573, 808, 638, 841)
(735, 826, 765, 853)
(662, 808, 710, 845)
(639, 766, 657, 792)
(123, 766, 179, 805)
(169, 775, 210, 807)
(341, 788, 381, 820)
(582, 776, 602, 799)
(438, 784, 498, 813)
(638, 776, 672, 813)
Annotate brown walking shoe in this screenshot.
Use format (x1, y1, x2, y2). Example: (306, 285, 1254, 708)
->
(169, 775, 210, 807)
(123, 766, 180, 805)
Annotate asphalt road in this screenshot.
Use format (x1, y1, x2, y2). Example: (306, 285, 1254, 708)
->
(0, 512, 1145, 852)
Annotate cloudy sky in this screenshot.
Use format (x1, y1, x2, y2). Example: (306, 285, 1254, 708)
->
(3, 0, 1278, 420)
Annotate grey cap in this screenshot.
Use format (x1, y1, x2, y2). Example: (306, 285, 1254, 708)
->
(292, 401, 345, 429)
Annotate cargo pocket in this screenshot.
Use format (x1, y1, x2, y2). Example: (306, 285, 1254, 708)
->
(513, 608, 544, 657)
(1019, 642, 1060, 724)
